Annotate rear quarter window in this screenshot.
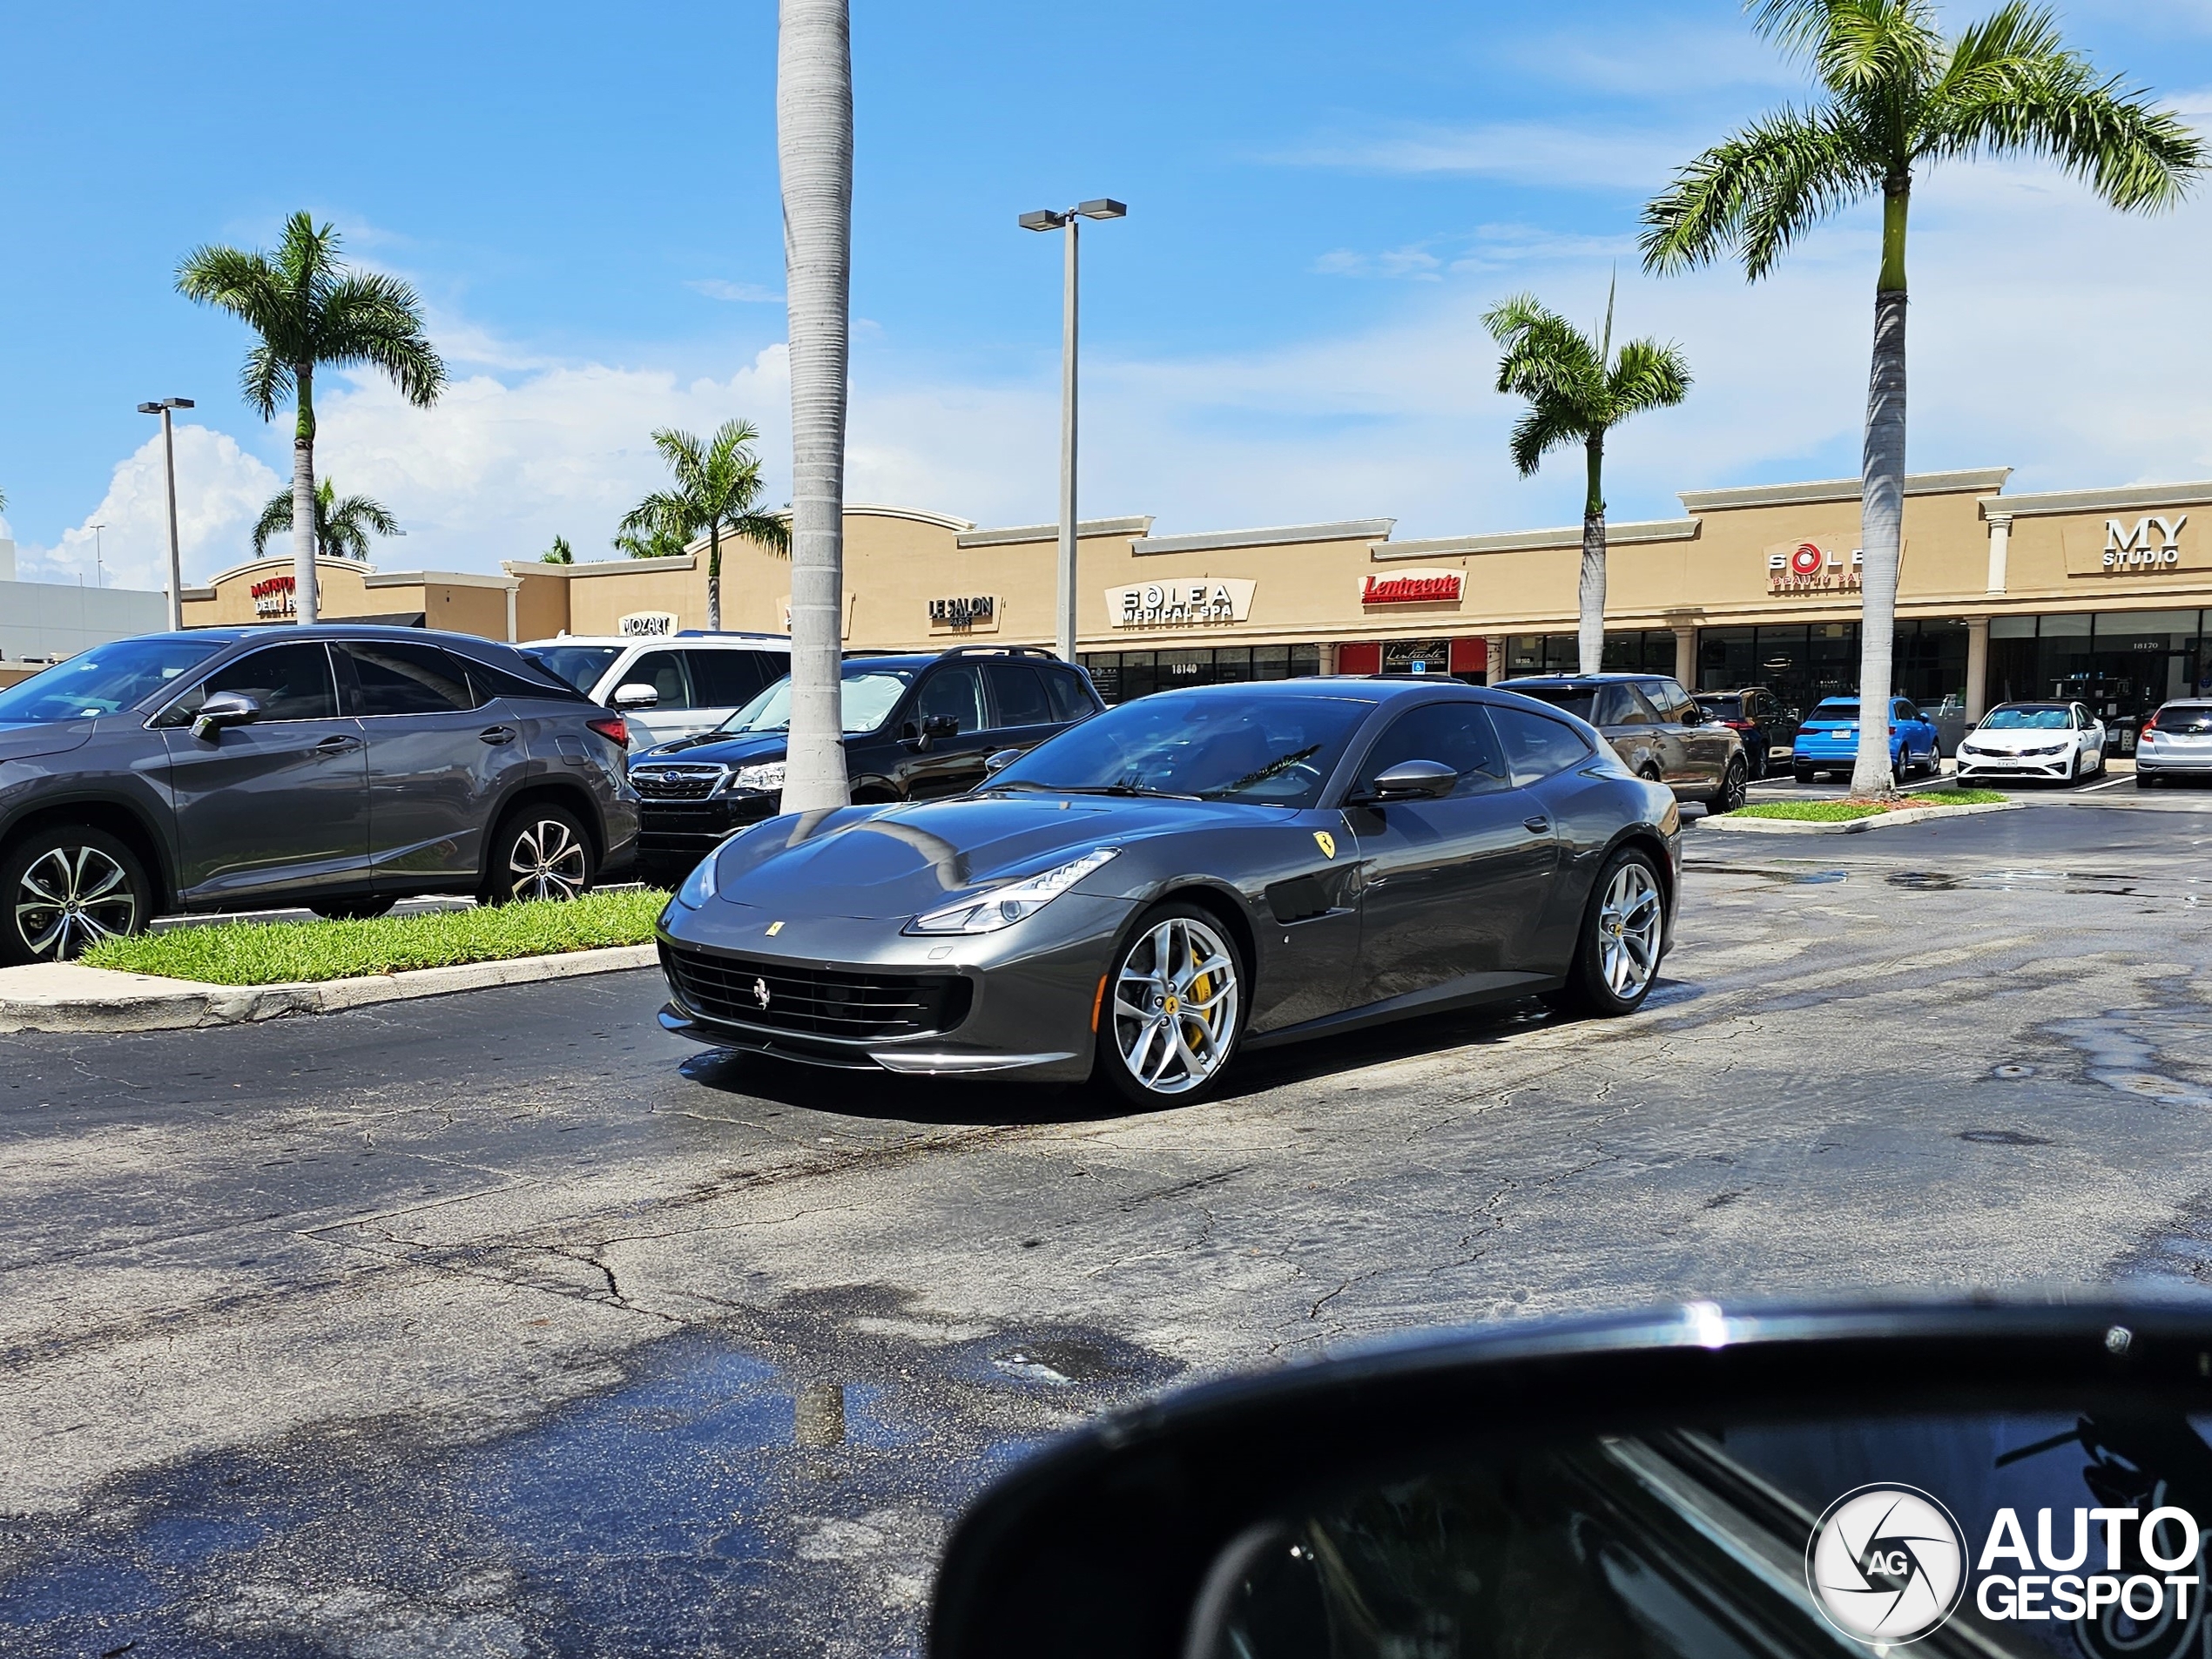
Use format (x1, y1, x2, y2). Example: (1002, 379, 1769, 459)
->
(1490, 705, 1595, 786)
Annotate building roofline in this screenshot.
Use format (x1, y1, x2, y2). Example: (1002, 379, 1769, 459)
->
(505, 553, 698, 578)
(1980, 481, 2212, 519)
(1678, 468, 2011, 513)
(958, 516, 1155, 549)
(1130, 518, 1395, 557)
(1375, 518, 1700, 560)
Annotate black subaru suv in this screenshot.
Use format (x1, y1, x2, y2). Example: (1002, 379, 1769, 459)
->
(0, 625, 638, 963)
(628, 645, 1103, 883)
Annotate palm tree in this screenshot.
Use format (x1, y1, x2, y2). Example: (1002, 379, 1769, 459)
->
(177, 212, 444, 624)
(1642, 0, 2202, 794)
(541, 535, 574, 564)
(250, 479, 401, 561)
(778, 0, 855, 811)
(617, 420, 789, 629)
(612, 525, 690, 560)
(1485, 280, 1691, 675)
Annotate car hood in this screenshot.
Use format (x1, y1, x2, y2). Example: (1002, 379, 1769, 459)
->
(637, 730, 789, 765)
(0, 719, 96, 764)
(705, 792, 1271, 921)
(1965, 727, 2074, 750)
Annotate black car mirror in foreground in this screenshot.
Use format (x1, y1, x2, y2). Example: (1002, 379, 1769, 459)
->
(1353, 758, 1458, 803)
(931, 1300, 2212, 1659)
(189, 690, 260, 740)
(982, 748, 1022, 775)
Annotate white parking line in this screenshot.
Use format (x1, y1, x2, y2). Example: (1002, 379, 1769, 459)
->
(2076, 772, 2134, 792)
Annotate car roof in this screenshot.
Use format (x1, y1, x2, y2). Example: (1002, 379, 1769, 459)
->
(1990, 700, 2070, 711)
(520, 634, 790, 648)
(1496, 672, 1673, 685)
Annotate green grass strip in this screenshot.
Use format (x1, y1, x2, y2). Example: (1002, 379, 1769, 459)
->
(83, 887, 671, 985)
(1730, 788, 2010, 822)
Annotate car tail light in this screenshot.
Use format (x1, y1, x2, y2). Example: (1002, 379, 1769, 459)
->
(587, 715, 630, 747)
(2141, 711, 2161, 735)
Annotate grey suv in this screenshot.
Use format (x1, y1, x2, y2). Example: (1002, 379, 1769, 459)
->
(0, 625, 638, 963)
(1495, 671, 1748, 811)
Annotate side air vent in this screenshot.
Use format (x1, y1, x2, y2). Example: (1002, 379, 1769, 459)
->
(1264, 874, 1332, 925)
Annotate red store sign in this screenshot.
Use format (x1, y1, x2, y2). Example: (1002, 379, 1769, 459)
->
(1360, 569, 1463, 605)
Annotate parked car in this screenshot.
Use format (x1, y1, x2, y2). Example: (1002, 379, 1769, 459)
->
(1692, 685, 1796, 779)
(656, 678, 1681, 1104)
(1791, 695, 1940, 784)
(0, 626, 637, 964)
(2136, 698, 2212, 787)
(521, 631, 789, 751)
(1954, 699, 2107, 786)
(630, 646, 1103, 883)
(1494, 672, 1747, 811)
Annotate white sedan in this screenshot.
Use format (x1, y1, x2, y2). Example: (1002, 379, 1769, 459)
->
(1955, 701, 2107, 785)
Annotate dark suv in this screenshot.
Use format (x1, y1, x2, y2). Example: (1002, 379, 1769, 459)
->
(629, 645, 1103, 881)
(1496, 671, 1747, 811)
(0, 626, 637, 963)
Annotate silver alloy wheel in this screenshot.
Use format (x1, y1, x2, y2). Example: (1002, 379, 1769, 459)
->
(1595, 861, 1662, 1002)
(16, 844, 137, 960)
(507, 818, 589, 901)
(1110, 914, 1240, 1096)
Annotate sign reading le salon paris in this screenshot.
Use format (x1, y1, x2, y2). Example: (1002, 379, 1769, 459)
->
(1765, 540, 1863, 591)
(618, 611, 678, 637)
(927, 595, 997, 632)
(1360, 569, 1463, 605)
(1107, 578, 1256, 629)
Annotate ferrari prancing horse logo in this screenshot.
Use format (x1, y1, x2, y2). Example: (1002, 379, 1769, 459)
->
(1313, 831, 1336, 859)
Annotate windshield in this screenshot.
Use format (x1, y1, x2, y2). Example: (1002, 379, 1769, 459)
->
(987, 692, 1377, 807)
(0, 636, 226, 724)
(1697, 695, 1743, 718)
(1808, 702, 1859, 721)
(528, 644, 622, 695)
(1981, 706, 2070, 730)
(1501, 685, 1596, 721)
(719, 668, 915, 736)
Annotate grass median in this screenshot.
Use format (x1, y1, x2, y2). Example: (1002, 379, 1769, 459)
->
(81, 887, 671, 985)
(1729, 789, 2011, 823)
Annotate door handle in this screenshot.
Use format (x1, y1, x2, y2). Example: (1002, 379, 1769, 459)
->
(479, 725, 517, 745)
(314, 735, 362, 753)
(1523, 815, 1549, 833)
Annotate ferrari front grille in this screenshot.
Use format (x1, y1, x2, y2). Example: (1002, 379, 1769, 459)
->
(661, 942, 973, 1041)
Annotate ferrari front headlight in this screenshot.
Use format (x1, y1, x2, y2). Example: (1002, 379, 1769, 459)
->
(673, 850, 719, 909)
(904, 847, 1119, 935)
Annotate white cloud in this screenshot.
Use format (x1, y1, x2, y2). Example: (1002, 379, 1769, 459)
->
(687, 280, 786, 304)
(1269, 120, 1693, 192)
(20, 427, 279, 592)
(1313, 245, 1445, 280)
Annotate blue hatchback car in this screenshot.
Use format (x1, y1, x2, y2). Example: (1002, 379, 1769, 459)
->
(1792, 696, 1940, 783)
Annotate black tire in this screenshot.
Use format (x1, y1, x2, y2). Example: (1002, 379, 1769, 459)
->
(1792, 764, 1814, 784)
(1543, 846, 1665, 1019)
(312, 896, 397, 921)
(481, 803, 595, 905)
(1093, 900, 1248, 1109)
(1705, 756, 1748, 814)
(0, 824, 153, 965)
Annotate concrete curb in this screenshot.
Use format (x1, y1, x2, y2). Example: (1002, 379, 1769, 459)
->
(0, 943, 660, 1035)
(1697, 800, 2022, 836)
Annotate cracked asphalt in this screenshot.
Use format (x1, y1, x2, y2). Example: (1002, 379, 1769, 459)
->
(5, 790, 2212, 1655)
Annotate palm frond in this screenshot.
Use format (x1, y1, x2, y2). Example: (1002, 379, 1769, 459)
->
(249, 491, 295, 556)
(1642, 105, 1882, 279)
(1506, 404, 1591, 478)
(725, 509, 792, 556)
(1606, 339, 1694, 417)
(1484, 294, 1606, 415)
(315, 273, 445, 406)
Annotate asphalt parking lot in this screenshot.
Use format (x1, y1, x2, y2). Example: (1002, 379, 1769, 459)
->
(5, 786, 2212, 1656)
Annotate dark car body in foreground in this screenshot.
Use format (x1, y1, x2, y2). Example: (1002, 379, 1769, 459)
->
(1496, 672, 1746, 810)
(657, 678, 1680, 1103)
(629, 647, 1102, 883)
(0, 625, 636, 961)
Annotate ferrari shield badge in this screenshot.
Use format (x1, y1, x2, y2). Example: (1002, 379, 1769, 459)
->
(1312, 831, 1336, 860)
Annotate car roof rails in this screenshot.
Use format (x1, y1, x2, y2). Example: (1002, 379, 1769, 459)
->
(937, 644, 1063, 661)
(674, 629, 789, 641)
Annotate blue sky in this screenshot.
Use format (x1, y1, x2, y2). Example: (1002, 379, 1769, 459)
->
(5, 0, 2212, 592)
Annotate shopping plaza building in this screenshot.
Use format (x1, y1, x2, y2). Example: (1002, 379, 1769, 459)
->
(181, 463, 2212, 741)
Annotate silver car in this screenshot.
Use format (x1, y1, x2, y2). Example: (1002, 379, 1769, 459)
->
(2137, 698, 2212, 788)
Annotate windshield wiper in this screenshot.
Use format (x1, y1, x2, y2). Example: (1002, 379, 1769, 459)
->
(1046, 782, 1199, 801)
(1200, 743, 1324, 799)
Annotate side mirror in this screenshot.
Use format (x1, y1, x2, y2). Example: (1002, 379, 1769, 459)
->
(1680, 705, 1704, 725)
(982, 748, 1022, 775)
(925, 713, 961, 739)
(612, 682, 660, 711)
(1353, 759, 1456, 803)
(932, 1301, 2212, 1659)
(191, 691, 261, 741)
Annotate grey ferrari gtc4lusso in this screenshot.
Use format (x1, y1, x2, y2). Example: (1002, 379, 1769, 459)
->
(656, 678, 1681, 1107)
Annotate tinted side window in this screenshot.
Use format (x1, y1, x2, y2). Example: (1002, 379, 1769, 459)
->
(621, 651, 691, 711)
(914, 664, 985, 732)
(462, 651, 588, 705)
(343, 644, 479, 717)
(982, 662, 1053, 728)
(1359, 702, 1509, 797)
(1044, 669, 1096, 724)
(1640, 678, 1696, 723)
(1492, 705, 1595, 786)
(685, 649, 772, 709)
(164, 643, 339, 725)
(1596, 685, 1655, 726)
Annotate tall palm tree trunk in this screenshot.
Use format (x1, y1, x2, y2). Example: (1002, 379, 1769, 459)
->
(778, 0, 853, 812)
(292, 366, 320, 624)
(1578, 434, 1607, 674)
(1851, 181, 1910, 796)
(706, 523, 723, 631)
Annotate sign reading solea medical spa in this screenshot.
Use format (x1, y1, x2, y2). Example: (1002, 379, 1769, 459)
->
(1104, 578, 1256, 629)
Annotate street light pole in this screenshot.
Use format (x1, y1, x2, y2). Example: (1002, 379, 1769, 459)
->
(1019, 199, 1124, 665)
(138, 398, 194, 631)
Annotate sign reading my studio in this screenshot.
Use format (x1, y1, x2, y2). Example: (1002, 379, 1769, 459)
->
(618, 612, 678, 637)
(1765, 539, 1864, 591)
(927, 595, 998, 633)
(1106, 578, 1257, 629)
(2075, 515, 2192, 576)
(1360, 569, 1463, 605)
(251, 574, 296, 617)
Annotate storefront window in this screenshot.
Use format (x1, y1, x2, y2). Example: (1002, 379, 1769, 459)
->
(1079, 645, 1320, 705)
(1380, 637, 1453, 676)
(1984, 610, 2206, 743)
(1600, 631, 1680, 675)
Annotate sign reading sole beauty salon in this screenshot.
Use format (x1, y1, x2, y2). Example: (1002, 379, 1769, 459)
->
(1105, 578, 1256, 629)
(1766, 540, 1864, 592)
